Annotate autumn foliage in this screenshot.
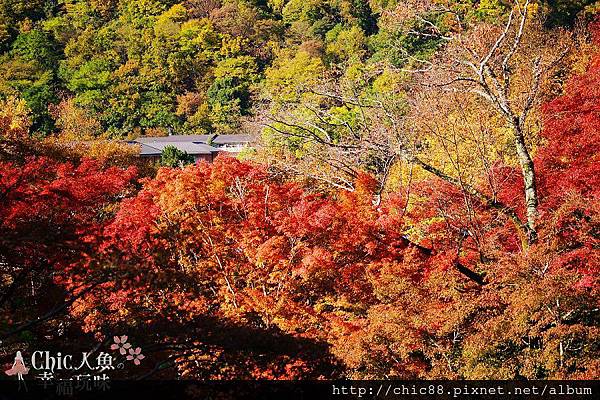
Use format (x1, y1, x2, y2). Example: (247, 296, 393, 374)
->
(2, 50, 600, 376)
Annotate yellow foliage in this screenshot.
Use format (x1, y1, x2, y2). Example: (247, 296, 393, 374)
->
(264, 49, 325, 103)
(0, 97, 31, 138)
(51, 99, 102, 141)
(326, 26, 367, 61)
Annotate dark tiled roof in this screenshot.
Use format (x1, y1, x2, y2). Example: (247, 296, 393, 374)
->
(211, 134, 253, 144)
(138, 143, 161, 156)
(135, 141, 219, 155)
(135, 135, 212, 143)
(135, 134, 251, 145)
(131, 134, 252, 156)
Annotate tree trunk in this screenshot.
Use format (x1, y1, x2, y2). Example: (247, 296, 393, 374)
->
(513, 124, 538, 243)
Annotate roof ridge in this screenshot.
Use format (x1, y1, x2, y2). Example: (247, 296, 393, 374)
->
(140, 143, 162, 151)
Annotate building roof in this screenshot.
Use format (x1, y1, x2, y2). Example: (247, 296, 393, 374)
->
(135, 141, 220, 156)
(135, 135, 212, 144)
(131, 134, 252, 157)
(211, 134, 253, 145)
(134, 134, 251, 145)
(138, 143, 162, 156)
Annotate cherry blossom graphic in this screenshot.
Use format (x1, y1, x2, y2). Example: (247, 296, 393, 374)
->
(126, 347, 145, 365)
(110, 335, 131, 355)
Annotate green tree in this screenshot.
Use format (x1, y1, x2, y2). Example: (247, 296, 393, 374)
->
(0, 0, 47, 50)
(0, 29, 60, 134)
(160, 144, 194, 167)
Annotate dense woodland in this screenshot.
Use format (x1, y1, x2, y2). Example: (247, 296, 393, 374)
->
(1, 0, 599, 380)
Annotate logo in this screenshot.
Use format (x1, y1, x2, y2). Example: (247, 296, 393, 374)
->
(3, 335, 144, 395)
(5, 351, 29, 380)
